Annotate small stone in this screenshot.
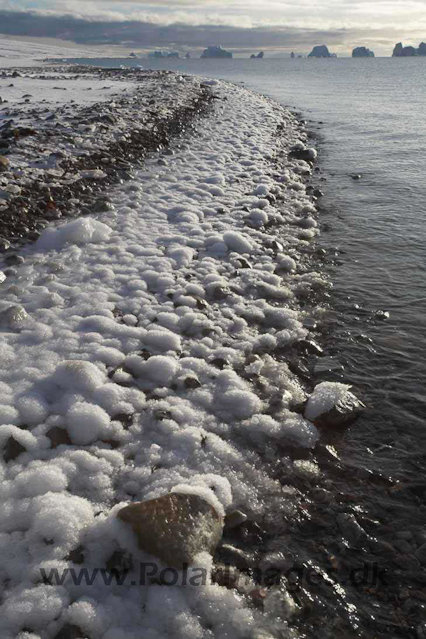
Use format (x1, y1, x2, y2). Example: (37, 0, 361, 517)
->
(117, 492, 223, 568)
(415, 543, 426, 566)
(47, 426, 72, 448)
(224, 510, 248, 530)
(350, 174, 362, 180)
(394, 539, 412, 554)
(259, 551, 295, 574)
(306, 382, 365, 428)
(237, 257, 252, 269)
(210, 357, 228, 370)
(0, 155, 10, 172)
(154, 410, 172, 421)
(313, 189, 324, 197)
(54, 625, 84, 639)
(297, 339, 323, 356)
(106, 549, 133, 573)
(337, 513, 367, 546)
(3, 436, 26, 462)
(217, 544, 253, 571)
(415, 532, 426, 546)
(184, 376, 201, 390)
(0, 304, 30, 329)
(394, 554, 421, 571)
(395, 530, 413, 541)
(375, 310, 390, 320)
(4, 254, 24, 266)
(66, 545, 85, 564)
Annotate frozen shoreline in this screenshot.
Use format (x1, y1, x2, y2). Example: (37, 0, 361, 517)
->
(0, 65, 350, 639)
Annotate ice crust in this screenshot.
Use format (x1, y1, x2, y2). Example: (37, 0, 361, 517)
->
(0, 74, 330, 639)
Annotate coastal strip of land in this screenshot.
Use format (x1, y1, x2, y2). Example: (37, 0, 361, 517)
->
(0, 65, 366, 639)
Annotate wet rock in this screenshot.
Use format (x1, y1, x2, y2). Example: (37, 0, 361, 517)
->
(337, 513, 367, 546)
(394, 553, 421, 571)
(395, 530, 413, 541)
(54, 625, 84, 639)
(3, 436, 26, 462)
(297, 339, 323, 356)
(394, 539, 413, 554)
(217, 544, 254, 571)
(350, 174, 362, 180)
(313, 357, 344, 375)
(47, 426, 72, 448)
(259, 551, 295, 574)
(305, 382, 365, 428)
(415, 543, 426, 566)
(415, 532, 426, 546)
(375, 309, 390, 320)
(212, 562, 241, 589)
(117, 492, 223, 568)
(289, 146, 317, 162)
(313, 189, 324, 197)
(225, 510, 248, 530)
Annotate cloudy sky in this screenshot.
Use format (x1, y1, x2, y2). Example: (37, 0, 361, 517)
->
(0, 0, 425, 56)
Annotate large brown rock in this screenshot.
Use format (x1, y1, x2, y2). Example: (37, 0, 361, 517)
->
(117, 492, 223, 568)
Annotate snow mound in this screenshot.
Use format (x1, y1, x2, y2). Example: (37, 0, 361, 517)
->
(37, 218, 112, 250)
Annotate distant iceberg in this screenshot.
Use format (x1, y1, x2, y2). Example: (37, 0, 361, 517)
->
(148, 50, 180, 59)
(201, 46, 233, 59)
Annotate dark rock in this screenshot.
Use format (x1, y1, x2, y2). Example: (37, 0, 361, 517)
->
(337, 513, 367, 546)
(210, 357, 228, 370)
(3, 436, 26, 462)
(47, 426, 72, 448)
(297, 339, 323, 356)
(216, 544, 254, 571)
(393, 553, 421, 571)
(308, 45, 332, 58)
(352, 47, 375, 58)
(394, 539, 413, 554)
(184, 376, 201, 390)
(305, 383, 365, 428)
(224, 510, 248, 530)
(106, 549, 133, 573)
(54, 625, 84, 639)
(415, 543, 426, 566)
(66, 545, 85, 564)
(117, 492, 223, 568)
(154, 410, 172, 421)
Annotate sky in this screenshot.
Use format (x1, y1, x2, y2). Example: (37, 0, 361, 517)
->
(0, 0, 425, 56)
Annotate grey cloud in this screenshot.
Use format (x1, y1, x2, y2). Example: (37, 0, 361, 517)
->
(0, 10, 407, 52)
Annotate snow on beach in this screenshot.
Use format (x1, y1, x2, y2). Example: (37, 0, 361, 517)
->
(0, 65, 335, 639)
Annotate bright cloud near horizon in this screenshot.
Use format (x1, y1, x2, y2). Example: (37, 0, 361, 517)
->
(0, 0, 425, 55)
